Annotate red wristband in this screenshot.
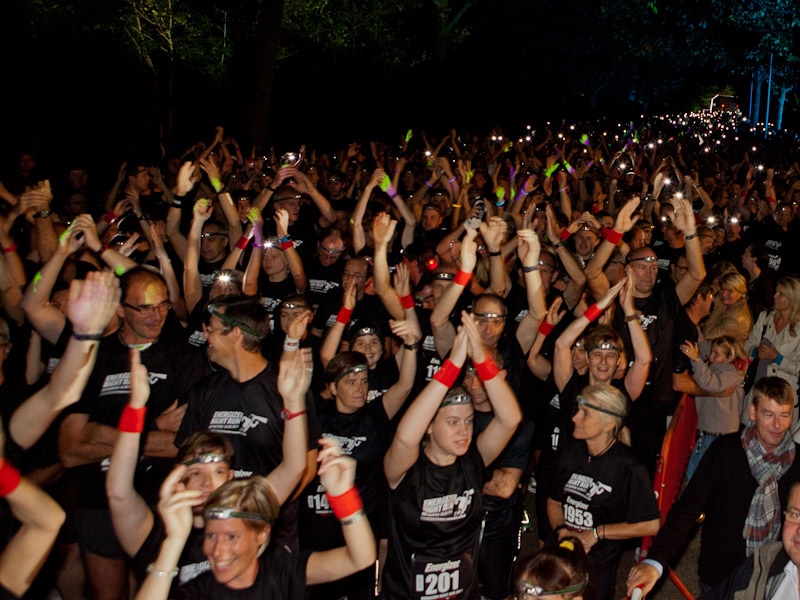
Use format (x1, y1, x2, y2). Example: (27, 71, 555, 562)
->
(336, 306, 353, 325)
(236, 235, 249, 250)
(400, 294, 415, 310)
(559, 227, 571, 241)
(0, 243, 17, 255)
(590, 205, 600, 214)
(602, 228, 623, 245)
(584, 304, 604, 323)
(102, 212, 118, 224)
(119, 405, 147, 433)
(474, 357, 500, 381)
(0, 461, 21, 497)
(280, 240, 293, 250)
(326, 486, 363, 520)
(454, 270, 472, 287)
(539, 321, 554, 336)
(433, 359, 460, 388)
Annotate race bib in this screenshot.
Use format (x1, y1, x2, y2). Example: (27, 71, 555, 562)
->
(411, 554, 472, 600)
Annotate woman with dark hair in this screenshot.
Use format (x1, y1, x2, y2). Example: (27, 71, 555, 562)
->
(742, 243, 774, 317)
(381, 312, 522, 600)
(514, 536, 589, 600)
(299, 307, 419, 599)
(547, 384, 660, 600)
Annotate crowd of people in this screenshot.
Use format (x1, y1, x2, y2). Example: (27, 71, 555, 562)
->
(1, 115, 800, 600)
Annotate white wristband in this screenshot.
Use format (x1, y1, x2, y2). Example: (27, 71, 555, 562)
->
(283, 336, 301, 352)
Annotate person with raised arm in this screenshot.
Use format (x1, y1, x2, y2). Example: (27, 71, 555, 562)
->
(382, 312, 522, 600)
(107, 347, 312, 591)
(135, 437, 376, 600)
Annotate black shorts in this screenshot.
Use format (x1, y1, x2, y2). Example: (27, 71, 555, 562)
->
(73, 508, 127, 560)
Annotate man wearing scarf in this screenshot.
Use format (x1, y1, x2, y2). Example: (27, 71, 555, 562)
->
(626, 377, 800, 600)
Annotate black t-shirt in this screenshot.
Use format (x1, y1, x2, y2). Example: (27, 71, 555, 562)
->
(312, 293, 390, 336)
(298, 396, 391, 551)
(367, 358, 398, 405)
(612, 278, 684, 410)
(174, 545, 311, 600)
(256, 276, 298, 333)
(132, 514, 208, 589)
(304, 258, 344, 310)
(550, 440, 659, 568)
(177, 363, 319, 479)
(473, 410, 534, 512)
(66, 333, 203, 509)
(383, 445, 485, 600)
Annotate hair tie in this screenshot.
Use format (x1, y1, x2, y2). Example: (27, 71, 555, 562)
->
(559, 540, 575, 551)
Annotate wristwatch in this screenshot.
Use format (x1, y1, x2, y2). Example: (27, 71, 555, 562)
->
(280, 408, 306, 421)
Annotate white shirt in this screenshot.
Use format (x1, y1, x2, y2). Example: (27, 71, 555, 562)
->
(772, 559, 800, 600)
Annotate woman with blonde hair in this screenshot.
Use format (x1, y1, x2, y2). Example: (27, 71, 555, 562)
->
(547, 383, 660, 600)
(744, 276, 800, 433)
(703, 271, 753, 344)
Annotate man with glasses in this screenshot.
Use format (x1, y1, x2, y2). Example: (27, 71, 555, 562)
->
(312, 256, 389, 338)
(717, 481, 800, 599)
(305, 228, 347, 310)
(627, 377, 800, 600)
(176, 295, 319, 549)
(59, 267, 204, 600)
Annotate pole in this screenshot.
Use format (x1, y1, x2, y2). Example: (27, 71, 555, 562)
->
(765, 53, 773, 139)
(748, 74, 754, 121)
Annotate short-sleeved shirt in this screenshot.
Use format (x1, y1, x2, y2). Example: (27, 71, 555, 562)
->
(174, 545, 311, 600)
(550, 440, 659, 567)
(383, 445, 485, 600)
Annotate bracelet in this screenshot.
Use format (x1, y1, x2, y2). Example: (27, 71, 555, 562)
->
(73, 332, 104, 341)
(433, 359, 460, 388)
(451, 203, 462, 208)
(559, 228, 572, 242)
(454, 270, 472, 287)
(425, 180, 433, 188)
(0, 243, 17, 254)
(403, 341, 421, 351)
(280, 238, 294, 250)
(684, 232, 698, 241)
(520, 190, 530, 197)
(474, 357, 500, 381)
(602, 228, 623, 245)
(539, 321, 554, 336)
(488, 250, 502, 257)
(119, 405, 147, 433)
(280, 408, 306, 421)
(211, 178, 223, 193)
(102, 211, 118, 224)
(554, 524, 568, 534)
(34, 210, 51, 219)
(593, 527, 599, 540)
(448, 176, 456, 183)
(326, 486, 363, 520)
(625, 313, 640, 323)
(336, 306, 353, 325)
(171, 201, 183, 210)
(0, 460, 21, 497)
(400, 294, 415, 310)
(559, 186, 568, 193)
(553, 240, 564, 249)
(522, 264, 539, 273)
(340, 509, 365, 526)
(584, 304, 604, 323)
(283, 336, 300, 352)
(236, 235, 249, 250)
(146, 563, 179, 579)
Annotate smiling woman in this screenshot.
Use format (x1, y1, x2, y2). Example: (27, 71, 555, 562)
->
(547, 384, 660, 600)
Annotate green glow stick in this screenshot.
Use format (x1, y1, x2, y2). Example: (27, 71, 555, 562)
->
(405, 130, 413, 143)
(545, 164, 559, 178)
(32, 271, 42, 294)
(380, 175, 391, 192)
(115, 265, 126, 276)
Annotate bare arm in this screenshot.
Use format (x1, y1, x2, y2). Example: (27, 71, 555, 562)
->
(372, 213, 404, 320)
(106, 349, 154, 557)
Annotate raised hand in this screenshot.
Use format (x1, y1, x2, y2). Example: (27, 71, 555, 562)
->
(278, 347, 313, 402)
(460, 228, 479, 273)
(516, 228, 541, 268)
(129, 348, 150, 409)
(596, 277, 626, 310)
(67, 271, 121, 337)
(461, 311, 486, 363)
(372, 212, 397, 248)
(614, 197, 642, 233)
(274, 208, 290, 239)
(192, 198, 213, 223)
(479, 216, 508, 253)
(317, 437, 356, 496)
(157, 465, 204, 542)
(393, 261, 411, 298)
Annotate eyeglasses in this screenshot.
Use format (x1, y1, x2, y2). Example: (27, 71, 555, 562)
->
(342, 271, 366, 280)
(123, 300, 171, 315)
(785, 510, 800, 524)
(201, 232, 229, 239)
(205, 508, 268, 522)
